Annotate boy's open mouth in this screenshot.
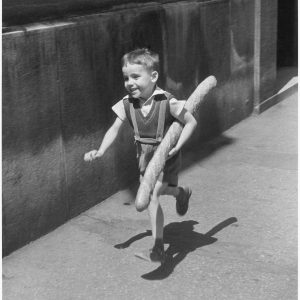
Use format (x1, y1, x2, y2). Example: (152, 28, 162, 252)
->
(130, 89, 139, 95)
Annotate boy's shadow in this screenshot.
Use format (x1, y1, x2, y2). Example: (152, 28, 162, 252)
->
(114, 217, 237, 280)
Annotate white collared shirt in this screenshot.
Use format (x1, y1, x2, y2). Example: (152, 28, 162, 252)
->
(112, 87, 186, 121)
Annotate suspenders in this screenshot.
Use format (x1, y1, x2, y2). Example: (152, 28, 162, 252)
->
(129, 97, 168, 145)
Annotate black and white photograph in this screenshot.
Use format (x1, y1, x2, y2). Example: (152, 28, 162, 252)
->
(2, 0, 298, 299)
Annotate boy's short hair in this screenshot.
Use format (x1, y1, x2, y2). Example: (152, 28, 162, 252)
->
(122, 48, 159, 72)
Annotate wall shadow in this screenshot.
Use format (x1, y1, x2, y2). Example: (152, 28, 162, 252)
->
(114, 217, 238, 280)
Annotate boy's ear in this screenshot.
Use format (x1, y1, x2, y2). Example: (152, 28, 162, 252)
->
(151, 71, 159, 83)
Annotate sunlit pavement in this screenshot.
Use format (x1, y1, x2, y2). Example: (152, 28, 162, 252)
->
(3, 77, 297, 299)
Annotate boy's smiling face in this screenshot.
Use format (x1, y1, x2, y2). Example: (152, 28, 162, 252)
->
(122, 63, 158, 100)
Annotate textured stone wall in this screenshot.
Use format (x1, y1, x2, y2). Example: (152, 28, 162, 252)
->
(3, 0, 213, 26)
(3, 0, 276, 255)
(253, 0, 278, 112)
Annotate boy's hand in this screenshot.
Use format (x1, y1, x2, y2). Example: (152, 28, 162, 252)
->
(84, 150, 102, 162)
(168, 146, 179, 159)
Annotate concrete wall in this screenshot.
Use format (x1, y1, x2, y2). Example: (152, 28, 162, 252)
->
(3, 0, 149, 25)
(3, 0, 276, 255)
(2, 0, 216, 26)
(253, 0, 278, 112)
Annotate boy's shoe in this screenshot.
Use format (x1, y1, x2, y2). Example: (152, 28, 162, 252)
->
(134, 247, 166, 264)
(176, 187, 192, 216)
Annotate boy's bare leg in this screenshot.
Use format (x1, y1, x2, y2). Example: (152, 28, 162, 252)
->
(162, 185, 192, 216)
(148, 181, 168, 241)
(135, 181, 167, 263)
(161, 185, 180, 198)
(134, 182, 191, 262)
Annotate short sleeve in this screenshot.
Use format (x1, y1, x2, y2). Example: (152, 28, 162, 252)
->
(169, 97, 186, 118)
(112, 99, 127, 121)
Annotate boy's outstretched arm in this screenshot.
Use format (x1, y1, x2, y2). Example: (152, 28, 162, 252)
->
(168, 108, 197, 157)
(84, 117, 124, 161)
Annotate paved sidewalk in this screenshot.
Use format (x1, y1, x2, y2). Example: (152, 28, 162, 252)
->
(3, 88, 297, 300)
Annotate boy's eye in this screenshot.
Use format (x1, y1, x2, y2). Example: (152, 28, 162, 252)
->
(131, 74, 140, 79)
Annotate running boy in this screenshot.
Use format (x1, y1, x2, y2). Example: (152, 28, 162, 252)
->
(84, 48, 197, 263)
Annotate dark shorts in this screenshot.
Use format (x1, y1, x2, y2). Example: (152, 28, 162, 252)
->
(136, 143, 181, 186)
